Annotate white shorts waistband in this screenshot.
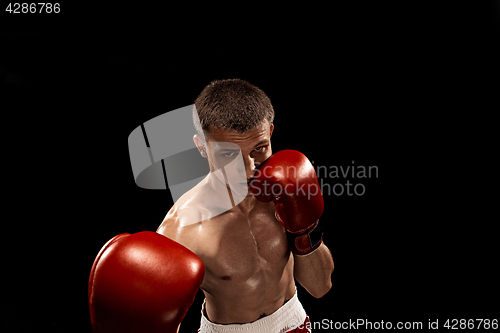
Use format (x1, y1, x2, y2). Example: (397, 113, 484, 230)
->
(199, 289, 306, 333)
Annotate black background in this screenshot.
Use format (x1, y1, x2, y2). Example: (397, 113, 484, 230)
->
(1, 1, 499, 332)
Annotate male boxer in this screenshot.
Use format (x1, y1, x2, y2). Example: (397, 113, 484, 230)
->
(157, 79, 334, 332)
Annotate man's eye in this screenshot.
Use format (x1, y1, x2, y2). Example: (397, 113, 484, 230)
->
(254, 146, 266, 152)
(222, 152, 237, 157)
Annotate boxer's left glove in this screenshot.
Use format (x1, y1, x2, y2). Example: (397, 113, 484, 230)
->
(88, 231, 205, 333)
(251, 150, 324, 255)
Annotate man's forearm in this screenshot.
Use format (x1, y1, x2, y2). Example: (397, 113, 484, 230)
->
(293, 242, 334, 298)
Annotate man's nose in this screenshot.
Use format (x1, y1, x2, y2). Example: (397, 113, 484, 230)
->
(242, 155, 256, 180)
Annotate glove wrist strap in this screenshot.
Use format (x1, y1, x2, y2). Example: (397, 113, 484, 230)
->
(286, 220, 323, 256)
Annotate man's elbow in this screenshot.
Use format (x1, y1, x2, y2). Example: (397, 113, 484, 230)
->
(311, 263, 334, 298)
(309, 279, 332, 299)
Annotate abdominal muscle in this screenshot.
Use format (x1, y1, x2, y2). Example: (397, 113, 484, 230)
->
(197, 205, 297, 324)
(202, 257, 296, 324)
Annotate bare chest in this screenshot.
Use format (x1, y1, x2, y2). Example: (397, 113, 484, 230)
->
(198, 203, 290, 283)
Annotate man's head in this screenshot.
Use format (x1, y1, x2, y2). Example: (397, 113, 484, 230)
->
(193, 79, 275, 196)
(193, 78, 274, 141)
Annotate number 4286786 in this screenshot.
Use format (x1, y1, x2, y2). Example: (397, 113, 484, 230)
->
(6, 3, 60, 13)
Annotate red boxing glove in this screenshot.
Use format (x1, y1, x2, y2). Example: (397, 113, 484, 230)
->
(251, 150, 324, 255)
(88, 231, 205, 333)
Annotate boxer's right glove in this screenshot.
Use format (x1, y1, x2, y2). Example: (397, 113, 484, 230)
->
(251, 150, 324, 255)
(88, 231, 205, 333)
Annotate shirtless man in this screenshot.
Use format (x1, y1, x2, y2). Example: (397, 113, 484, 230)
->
(157, 79, 334, 332)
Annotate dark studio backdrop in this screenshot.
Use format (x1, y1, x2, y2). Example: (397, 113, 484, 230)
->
(1, 1, 499, 332)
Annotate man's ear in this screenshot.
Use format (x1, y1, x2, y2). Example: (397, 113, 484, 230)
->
(269, 123, 274, 137)
(193, 134, 207, 158)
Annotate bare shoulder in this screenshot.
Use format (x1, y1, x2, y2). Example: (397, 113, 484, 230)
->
(156, 204, 203, 253)
(156, 178, 214, 254)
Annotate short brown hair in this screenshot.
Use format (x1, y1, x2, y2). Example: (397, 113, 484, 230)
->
(194, 79, 274, 140)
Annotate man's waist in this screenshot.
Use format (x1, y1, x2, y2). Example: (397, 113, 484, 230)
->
(199, 288, 306, 333)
